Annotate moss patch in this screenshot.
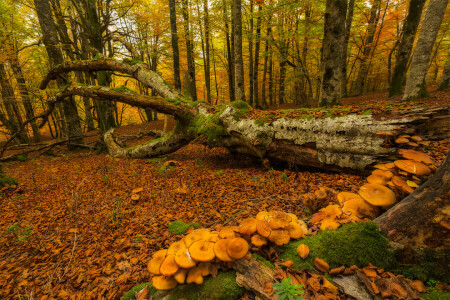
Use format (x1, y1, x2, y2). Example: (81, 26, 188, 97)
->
(280, 222, 395, 271)
(110, 85, 137, 93)
(120, 282, 157, 300)
(154, 271, 245, 300)
(0, 165, 17, 188)
(252, 253, 275, 269)
(420, 290, 450, 300)
(168, 220, 200, 235)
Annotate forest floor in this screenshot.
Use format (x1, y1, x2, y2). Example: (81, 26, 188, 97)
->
(0, 89, 449, 299)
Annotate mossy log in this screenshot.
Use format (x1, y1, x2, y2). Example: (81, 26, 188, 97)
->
(38, 58, 450, 172)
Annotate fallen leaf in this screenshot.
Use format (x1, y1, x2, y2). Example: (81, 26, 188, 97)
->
(314, 257, 329, 273)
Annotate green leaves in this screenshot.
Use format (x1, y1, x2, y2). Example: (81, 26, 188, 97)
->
(273, 277, 304, 300)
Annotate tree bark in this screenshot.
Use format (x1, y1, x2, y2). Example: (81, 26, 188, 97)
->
(248, 0, 254, 107)
(319, 0, 347, 106)
(34, 0, 84, 147)
(375, 150, 450, 248)
(403, 0, 449, 100)
(224, 0, 236, 102)
(388, 0, 426, 98)
(169, 0, 182, 90)
(341, 0, 355, 98)
(181, 0, 198, 101)
(253, 3, 262, 109)
(438, 54, 450, 90)
(203, 0, 211, 103)
(233, 0, 246, 102)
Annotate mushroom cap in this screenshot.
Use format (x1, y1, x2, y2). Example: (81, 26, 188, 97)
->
(367, 174, 389, 185)
(189, 240, 216, 262)
(256, 211, 269, 220)
(297, 220, 308, 234)
(268, 218, 288, 230)
(342, 197, 378, 219)
(314, 189, 327, 200)
(160, 255, 179, 276)
(337, 192, 362, 205)
(213, 238, 235, 261)
(321, 204, 342, 219)
(168, 240, 187, 255)
(153, 249, 168, 258)
(268, 230, 291, 246)
(197, 262, 211, 276)
(287, 222, 304, 239)
(184, 229, 211, 247)
(186, 267, 203, 284)
(152, 276, 178, 290)
(218, 226, 238, 239)
(392, 176, 407, 188)
(385, 162, 395, 169)
(394, 160, 431, 176)
(376, 131, 395, 136)
(238, 218, 258, 235)
(398, 149, 433, 164)
(372, 169, 393, 179)
(251, 235, 267, 247)
(148, 255, 166, 275)
(256, 219, 272, 237)
(173, 268, 189, 284)
(374, 164, 389, 171)
(320, 219, 341, 231)
(227, 237, 249, 259)
(288, 213, 299, 223)
(410, 136, 422, 142)
(174, 248, 196, 268)
(395, 137, 409, 144)
(358, 184, 396, 207)
(208, 232, 220, 243)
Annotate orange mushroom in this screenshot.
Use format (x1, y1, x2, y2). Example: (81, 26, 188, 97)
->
(173, 268, 189, 284)
(238, 218, 258, 235)
(186, 267, 203, 284)
(256, 219, 272, 237)
(147, 249, 168, 275)
(213, 239, 234, 261)
(268, 230, 291, 246)
(218, 226, 238, 239)
(152, 276, 178, 290)
(394, 160, 431, 176)
(398, 149, 433, 164)
(286, 222, 304, 239)
(189, 240, 216, 262)
(167, 240, 186, 255)
(251, 235, 267, 247)
(174, 248, 196, 268)
(372, 169, 393, 179)
(184, 229, 211, 247)
(160, 255, 179, 276)
(358, 184, 396, 207)
(367, 174, 389, 185)
(337, 192, 362, 205)
(227, 237, 249, 259)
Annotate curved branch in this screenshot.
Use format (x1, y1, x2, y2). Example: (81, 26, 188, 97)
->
(49, 85, 193, 122)
(39, 58, 183, 100)
(104, 127, 195, 158)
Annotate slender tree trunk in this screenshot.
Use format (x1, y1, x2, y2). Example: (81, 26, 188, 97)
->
(224, 0, 236, 102)
(9, 56, 41, 142)
(203, 0, 211, 103)
(438, 54, 450, 90)
(182, 0, 198, 101)
(248, 0, 254, 107)
(268, 51, 274, 106)
(319, 0, 347, 106)
(261, 15, 272, 109)
(253, 3, 262, 109)
(388, 0, 426, 97)
(233, 0, 246, 102)
(403, 0, 449, 100)
(169, 0, 182, 90)
(34, 0, 84, 146)
(341, 0, 355, 98)
(354, 0, 381, 96)
(0, 63, 28, 144)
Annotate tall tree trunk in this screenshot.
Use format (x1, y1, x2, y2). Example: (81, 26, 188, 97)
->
(353, 0, 381, 96)
(0, 63, 28, 144)
(403, 0, 449, 100)
(248, 0, 254, 107)
(169, 0, 182, 90)
(438, 54, 450, 90)
(82, 0, 116, 131)
(319, 0, 347, 106)
(203, 0, 211, 103)
(9, 56, 41, 142)
(34, 0, 84, 146)
(268, 51, 274, 106)
(388, 0, 426, 97)
(253, 3, 262, 109)
(181, 0, 198, 101)
(233, 0, 246, 102)
(224, 0, 236, 102)
(341, 0, 355, 98)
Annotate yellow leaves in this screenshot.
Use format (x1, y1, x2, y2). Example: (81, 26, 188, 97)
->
(296, 244, 310, 259)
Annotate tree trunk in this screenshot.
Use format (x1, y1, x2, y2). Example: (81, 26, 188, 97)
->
(9, 56, 41, 142)
(388, 0, 426, 98)
(0, 63, 28, 144)
(248, 0, 254, 107)
(224, 0, 236, 102)
(233, 0, 246, 102)
(403, 0, 449, 100)
(169, 0, 182, 90)
(253, 3, 262, 109)
(319, 0, 347, 106)
(438, 54, 450, 90)
(375, 150, 450, 248)
(181, 0, 198, 101)
(261, 16, 272, 109)
(353, 0, 381, 96)
(34, 0, 84, 147)
(203, 0, 211, 103)
(40, 58, 450, 172)
(341, 0, 355, 98)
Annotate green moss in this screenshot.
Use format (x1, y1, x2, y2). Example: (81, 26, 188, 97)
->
(280, 222, 395, 271)
(122, 58, 143, 65)
(168, 220, 200, 235)
(121, 282, 157, 300)
(188, 100, 208, 108)
(188, 110, 227, 145)
(92, 53, 103, 61)
(252, 253, 275, 269)
(0, 174, 17, 188)
(230, 101, 250, 120)
(420, 290, 450, 300)
(155, 271, 245, 300)
(110, 85, 137, 93)
(254, 114, 277, 126)
(16, 154, 28, 162)
(165, 97, 191, 106)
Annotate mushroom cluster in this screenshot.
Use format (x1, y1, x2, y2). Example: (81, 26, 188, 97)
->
(311, 148, 435, 231)
(148, 210, 308, 291)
